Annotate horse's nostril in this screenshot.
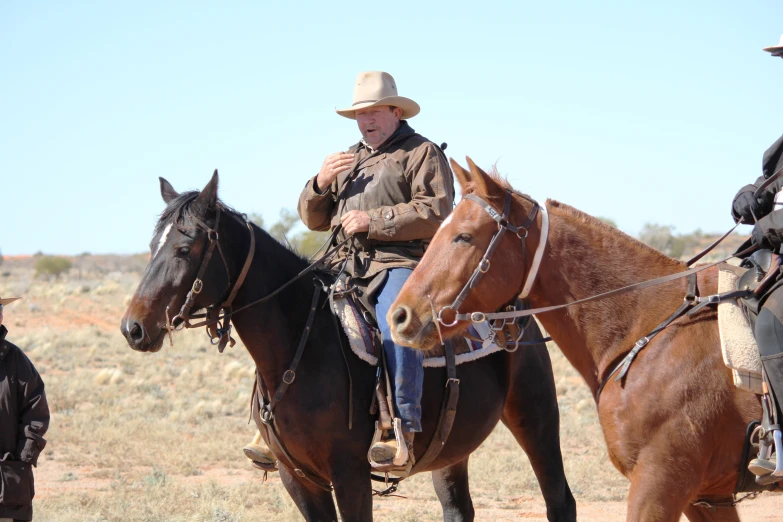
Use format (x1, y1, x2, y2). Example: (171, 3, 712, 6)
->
(391, 306, 409, 328)
(129, 322, 144, 342)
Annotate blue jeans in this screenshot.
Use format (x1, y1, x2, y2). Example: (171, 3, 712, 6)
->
(375, 268, 424, 432)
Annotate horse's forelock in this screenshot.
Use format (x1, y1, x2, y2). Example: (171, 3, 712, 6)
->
(154, 191, 244, 237)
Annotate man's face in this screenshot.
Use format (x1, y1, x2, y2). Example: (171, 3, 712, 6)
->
(0, 305, 4, 327)
(355, 105, 402, 149)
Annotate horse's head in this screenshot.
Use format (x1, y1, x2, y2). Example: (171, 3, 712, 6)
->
(121, 171, 235, 352)
(389, 158, 541, 350)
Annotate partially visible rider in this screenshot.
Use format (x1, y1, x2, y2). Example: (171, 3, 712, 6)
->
(730, 34, 783, 478)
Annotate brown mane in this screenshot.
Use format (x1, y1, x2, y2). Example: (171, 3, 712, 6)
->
(545, 199, 685, 269)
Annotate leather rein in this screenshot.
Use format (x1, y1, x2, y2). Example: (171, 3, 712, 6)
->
(436, 190, 762, 401)
(163, 205, 255, 352)
(437, 189, 550, 335)
(163, 207, 350, 352)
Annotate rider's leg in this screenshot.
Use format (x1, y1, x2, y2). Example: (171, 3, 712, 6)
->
(751, 288, 783, 475)
(371, 268, 422, 465)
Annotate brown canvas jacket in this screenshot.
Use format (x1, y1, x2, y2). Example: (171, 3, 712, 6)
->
(0, 325, 49, 521)
(298, 121, 454, 279)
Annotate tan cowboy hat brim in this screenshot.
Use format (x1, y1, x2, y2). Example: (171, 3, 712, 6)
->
(0, 297, 21, 306)
(763, 35, 783, 54)
(335, 96, 420, 120)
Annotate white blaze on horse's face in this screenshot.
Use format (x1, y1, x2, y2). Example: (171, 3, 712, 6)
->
(438, 212, 454, 231)
(153, 223, 173, 259)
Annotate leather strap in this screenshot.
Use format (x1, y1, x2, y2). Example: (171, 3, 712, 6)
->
(595, 274, 699, 400)
(272, 286, 321, 406)
(252, 376, 333, 492)
(411, 339, 460, 473)
(453, 244, 758, 325)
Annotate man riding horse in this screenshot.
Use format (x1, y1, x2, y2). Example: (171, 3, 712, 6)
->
(244, 71, 454, 473)
(731, 34, 783, 478)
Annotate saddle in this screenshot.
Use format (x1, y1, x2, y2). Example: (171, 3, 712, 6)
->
(329, 272, 531, 479)
(719, 250, 783, 490)
(331, 273, 525, 369)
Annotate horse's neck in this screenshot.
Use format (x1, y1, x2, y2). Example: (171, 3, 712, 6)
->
(227, 227, 316, 390)
(530, 203, 687, 393)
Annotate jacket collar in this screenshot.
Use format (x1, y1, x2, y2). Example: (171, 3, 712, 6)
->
(359, 120, 415, 155)
(0, 325, 8, 361)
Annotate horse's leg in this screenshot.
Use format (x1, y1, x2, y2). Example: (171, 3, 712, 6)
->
(431, 457, 475, 522)
(682, 500, 741, 522)
(502, 345, 577, 522)
(331, 464, 374, 522)
(278, 465, 338, 522)
(625, 457, 700, 522)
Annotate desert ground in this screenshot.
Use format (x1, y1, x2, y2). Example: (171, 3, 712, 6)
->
(1, 253, 779, 521)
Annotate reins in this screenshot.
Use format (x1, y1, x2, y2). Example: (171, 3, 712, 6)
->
(164, 213, 351, 349)
(436, 189, 764, 402)
(439, 191, 756, 326)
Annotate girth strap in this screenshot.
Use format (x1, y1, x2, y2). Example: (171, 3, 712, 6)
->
(411, 339, 460, 473)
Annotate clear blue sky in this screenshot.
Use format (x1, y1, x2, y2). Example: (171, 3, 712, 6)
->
(2, 1, 781, 255)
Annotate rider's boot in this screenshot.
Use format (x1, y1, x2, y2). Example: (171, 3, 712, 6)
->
(369, 430, 415, 468)
(243, 430, 278, 472)
(750, 307, 783, 477)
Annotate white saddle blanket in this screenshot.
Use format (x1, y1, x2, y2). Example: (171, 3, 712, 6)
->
(717, 265, 764, 394)
(331, 287, 507, 368)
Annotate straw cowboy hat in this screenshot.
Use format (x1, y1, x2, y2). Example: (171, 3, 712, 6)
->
(336, 71, 420, 120)
(0, 297, 21, 306)
(763, 34, 783, 56)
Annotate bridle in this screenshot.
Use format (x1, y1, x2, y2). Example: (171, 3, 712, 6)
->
(437, 189, 550, 327)
(164, 204, 256, 352)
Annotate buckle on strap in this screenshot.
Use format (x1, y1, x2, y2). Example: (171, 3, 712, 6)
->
(282, 370, 296, 385)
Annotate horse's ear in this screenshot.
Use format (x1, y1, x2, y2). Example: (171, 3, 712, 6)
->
(464, 157, 492, 196)
(450, 158, 472, 192)
(194, 169, 219, 213)
(159, 177, 179, 204)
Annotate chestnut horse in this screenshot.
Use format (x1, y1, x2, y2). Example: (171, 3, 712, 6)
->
(390, 158, 767, 521)
(120, 172, 577, 522)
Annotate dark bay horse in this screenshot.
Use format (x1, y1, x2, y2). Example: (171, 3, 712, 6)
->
(120, 172, 576, 522)
(390, 158, 766, 521)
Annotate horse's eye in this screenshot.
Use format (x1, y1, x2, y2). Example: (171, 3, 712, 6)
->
(454, 233, 472, 244)
(176, 246, 191, 257)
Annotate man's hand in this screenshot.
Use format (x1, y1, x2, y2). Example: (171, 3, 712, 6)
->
(316, 152, 354, 192)
(341, 210, 370, 235)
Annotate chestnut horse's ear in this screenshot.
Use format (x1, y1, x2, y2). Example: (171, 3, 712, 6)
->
(450, 158, 472, 192)
(159, 177, 179, 204)
(464, 156, 492, 197)
(465, 157, 502, 199)
(193, 169, 219, 213)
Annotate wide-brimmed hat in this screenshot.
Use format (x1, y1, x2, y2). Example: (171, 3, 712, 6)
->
(0, 297, 21, 306)
(763, 34, 783, 56)
(336, 71, 420, 120)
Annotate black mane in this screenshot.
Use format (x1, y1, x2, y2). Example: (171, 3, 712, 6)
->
(154, 190, 310, 264)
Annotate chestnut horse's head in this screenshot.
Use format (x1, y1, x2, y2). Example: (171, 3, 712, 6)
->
(389, 158, 544, 350)
(121, 171, 234, 352)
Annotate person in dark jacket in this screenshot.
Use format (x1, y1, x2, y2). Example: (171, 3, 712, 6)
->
(0, 297, 49, 522)
(244, 71, 453, 474)
(730, 35, 783, 479)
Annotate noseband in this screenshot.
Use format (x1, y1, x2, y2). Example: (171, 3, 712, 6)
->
(437, 189, 550, 327)
(165, 205, 256, 352)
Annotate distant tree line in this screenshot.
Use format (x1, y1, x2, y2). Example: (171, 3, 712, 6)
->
(249, 210, 331, 258)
